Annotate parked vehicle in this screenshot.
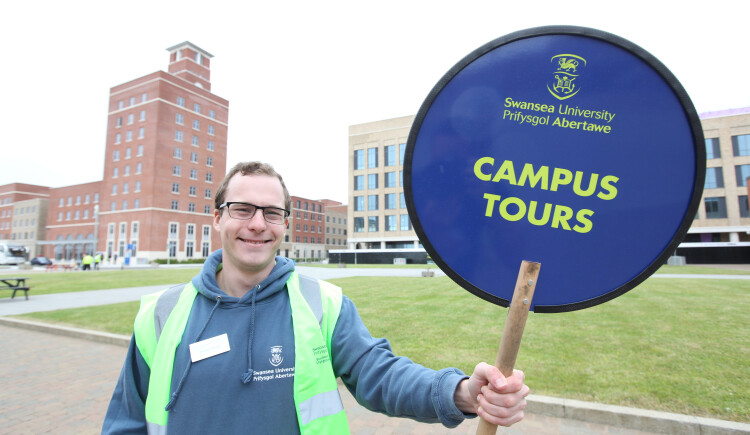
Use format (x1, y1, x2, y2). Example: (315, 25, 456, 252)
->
(0, 243, 27, 265)
(30, 256, 53, 266)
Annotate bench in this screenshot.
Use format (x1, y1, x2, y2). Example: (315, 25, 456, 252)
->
(0, 277, 30, 300)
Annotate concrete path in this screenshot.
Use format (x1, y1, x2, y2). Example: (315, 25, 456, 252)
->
(0, 323, 673, 435)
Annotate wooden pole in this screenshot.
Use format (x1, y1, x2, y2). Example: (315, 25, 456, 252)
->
(476, 260, 540, 435)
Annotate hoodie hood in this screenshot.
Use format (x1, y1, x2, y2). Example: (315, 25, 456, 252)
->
(191, 249, 295, 304)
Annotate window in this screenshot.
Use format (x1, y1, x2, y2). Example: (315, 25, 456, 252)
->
(207, 140, 214, 151)
(368, 174, 378, 189)
(134, 198, 140, 208)
(173, 165, 181, 176)
(85, 194, 90, 204)
(206, 156, 213, 167)
(136, 163, 142, 174)
(188, 202, 195, 212)
(171, 200, 179, 210)
(186, 241, 194, 257)
(113, 150, 120, 161)
(202, 242, 210, 257)
(174, 147, 182, 159)
(353, 175, 364, 191)
(399, 143, 407, 165)
(129, 97, 136, 106)
(112, 184, 118, 195)
(122, 200, 128, 210)
(368, 216, 378, 232)
(385, 215, 397, 231)
(118, 101, 124, 110)
(135, 181, 141, 192)
(704, 197, 727, 219)
(367, 147, 378, 168)
(191, 152, 198, 163)
(354, 149, 364, 170)
(204, 205, 211, 214)
(400, 192, 406, 209)
(206, 172, 213, 182)
(126, 131, 133, 142)
(115, 133, 121, 144)
(704, 167, 724, 189)
(384, 145, 396, 166)
(125, 147, 131, 159)
(385, 171, 396, 187)
(205, 189, 212, 199)
(176, 113, 184, 124)
(193, 120, 200, 130)
(735, 164, 750, 187)
(368, 195, 378, 210)
(175, 130, 183, 142)
(127, 114, 134, 125)
(354, 217, 364, 233)
(123, 182, 129, 194)
(172, 183, 180, 194)
(138, 127, 144, 139)
(189, 186, 197, 196)
(732, 134, 750, 156)
(190, 169, 198, 179)
(116, 117, 122, 127)
(400, 214, 412, 231)
(140, 110, 146, 121)
(177, 97, 185, 107)
(137, 145, 143, 156)
(194, 103, 201, 114)
(209, 110, 216, 119)
(208, 125, 215, 135)
(141, 93, 147, 103)
(739, 195, 750, 218)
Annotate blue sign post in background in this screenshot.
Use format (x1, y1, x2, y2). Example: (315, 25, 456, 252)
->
(405, 26, 705, 312)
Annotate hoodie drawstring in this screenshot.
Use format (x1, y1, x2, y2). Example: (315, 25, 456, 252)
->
(241, 285, 259, 384)
(165, 296, 223, 411)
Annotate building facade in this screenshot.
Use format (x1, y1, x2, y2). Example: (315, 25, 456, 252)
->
(346, 110, 750, 264)
(322, 199, 347, 256)
(348, 116, 418, 251)
(94, 42, 228, 264)
(0, 183, 50, 258)
(677, 107, 750, 263)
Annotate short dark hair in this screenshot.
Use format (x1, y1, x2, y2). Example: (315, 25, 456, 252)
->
(214, 162, 291, 213)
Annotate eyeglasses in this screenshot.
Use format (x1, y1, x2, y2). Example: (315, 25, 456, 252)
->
(219, 202, 290, 225)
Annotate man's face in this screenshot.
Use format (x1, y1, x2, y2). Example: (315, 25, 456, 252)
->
(213, 174, 287, 277)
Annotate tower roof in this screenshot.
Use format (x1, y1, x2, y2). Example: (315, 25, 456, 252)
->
(166, 41, 214, 59)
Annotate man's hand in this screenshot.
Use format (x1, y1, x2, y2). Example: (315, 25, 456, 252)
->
(454, 362, 529, 427)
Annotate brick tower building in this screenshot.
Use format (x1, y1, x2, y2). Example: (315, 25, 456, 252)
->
(95, 41, 228, 264)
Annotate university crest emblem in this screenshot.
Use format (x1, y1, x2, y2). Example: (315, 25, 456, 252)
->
(270, 345, 283, 367)
(547, 54, 586, 100)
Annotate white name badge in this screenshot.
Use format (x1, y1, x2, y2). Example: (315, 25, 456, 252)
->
(189, 333, 230, 363)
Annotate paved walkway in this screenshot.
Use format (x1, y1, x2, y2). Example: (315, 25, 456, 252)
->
(1, 266, 749, 434)
(1, 324, 664, 435)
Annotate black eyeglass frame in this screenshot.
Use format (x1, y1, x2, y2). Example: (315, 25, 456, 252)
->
(218, 202, 290, 224)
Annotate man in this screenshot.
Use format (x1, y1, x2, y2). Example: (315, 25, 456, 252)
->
(103, 162, 529, 434)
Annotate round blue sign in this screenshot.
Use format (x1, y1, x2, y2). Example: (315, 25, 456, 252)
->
(405, 26, 705, 312)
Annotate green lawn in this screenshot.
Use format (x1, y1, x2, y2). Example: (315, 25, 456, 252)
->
(0, 269, 199, 298)
(12, 273, 749, 423)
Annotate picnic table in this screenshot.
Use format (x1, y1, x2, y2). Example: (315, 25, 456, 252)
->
(0, 277, 30, 300)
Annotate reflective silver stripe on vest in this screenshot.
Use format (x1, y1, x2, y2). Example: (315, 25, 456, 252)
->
(299, 389, 344, 426)
(146, 421, 167, 435)
(297, 274, 323, 327)
(153, 284, 187, 341)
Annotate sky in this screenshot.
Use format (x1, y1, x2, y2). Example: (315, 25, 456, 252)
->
(2, 0, 748, 203)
